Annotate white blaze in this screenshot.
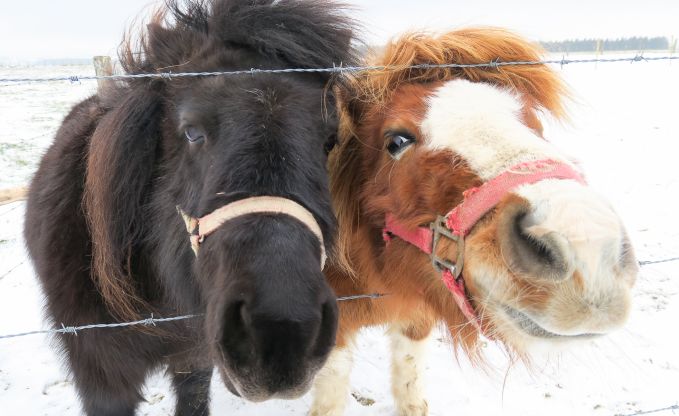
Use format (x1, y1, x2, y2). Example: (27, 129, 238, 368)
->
(421, 79, 571, 180)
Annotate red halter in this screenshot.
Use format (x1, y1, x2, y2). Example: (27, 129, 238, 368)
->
(382, 159, 586, 332)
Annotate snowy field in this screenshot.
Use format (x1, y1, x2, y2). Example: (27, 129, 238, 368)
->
(1, 55, 678, 415)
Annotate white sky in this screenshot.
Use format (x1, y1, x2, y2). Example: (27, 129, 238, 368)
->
(1, 0, 677, 60)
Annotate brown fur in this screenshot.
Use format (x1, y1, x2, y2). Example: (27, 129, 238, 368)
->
(328, 28, 568, 356)
(351, 27, 567, 116)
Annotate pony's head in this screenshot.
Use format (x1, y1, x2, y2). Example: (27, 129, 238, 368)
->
(84, 0, 357, 400)
(333, 28, 637, 355)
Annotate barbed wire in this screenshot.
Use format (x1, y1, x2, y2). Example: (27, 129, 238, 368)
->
(0, 260, 26, 281)
(616, 404, 679, 416)
(0, 51, 676, 412)
(2, 255, 678, 340)
(0, 293, 387, 340)
(0, 201, 25, 216)
(0, 314, 199, 340)
(2, 257, 675, 337)
(638, 257, 679, 266)
(0, 55, 677, 85)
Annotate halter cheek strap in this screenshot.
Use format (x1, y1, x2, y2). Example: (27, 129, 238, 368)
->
(178, 196, 326, 269)
(383, 159, 586, 333)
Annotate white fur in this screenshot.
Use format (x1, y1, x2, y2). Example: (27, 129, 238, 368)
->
(514, 179, 633, 335)
(389, 325, 430, 416)
(308, 329, 431, 416)
(309, 347, 353, 416)
(421, 79, 570, 180)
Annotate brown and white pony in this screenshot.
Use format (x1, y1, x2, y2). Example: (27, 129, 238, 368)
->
(309, 28, 638, 415)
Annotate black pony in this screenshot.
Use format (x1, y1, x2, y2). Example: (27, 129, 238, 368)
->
(24, 1, 357, 414)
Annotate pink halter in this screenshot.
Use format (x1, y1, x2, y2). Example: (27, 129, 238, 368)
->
(382, 159, 586, 332)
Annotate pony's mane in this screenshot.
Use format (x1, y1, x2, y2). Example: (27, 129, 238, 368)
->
(119, 0, 356, 78)
(353, 27, 567, 116)
(331, 28, 568, 274)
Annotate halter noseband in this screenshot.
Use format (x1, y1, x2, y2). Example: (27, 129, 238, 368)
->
(382, 159, 586, 332)
(178, 196, 326, 268)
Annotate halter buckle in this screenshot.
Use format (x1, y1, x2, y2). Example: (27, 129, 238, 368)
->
(430, 215, 464, 279)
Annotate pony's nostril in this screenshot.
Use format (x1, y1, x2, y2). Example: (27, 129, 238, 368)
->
(619, 233, 638, 270)
(312, 299, 338, 358)
(515, 214, 557, 265)
(501, 210, 574, 281)
(221, 301, 253, 362)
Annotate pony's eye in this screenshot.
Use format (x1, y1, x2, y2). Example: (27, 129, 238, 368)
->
(386, 133, 415, 159)
(324, 133, 338, 154)
(185, 126, 206, 143)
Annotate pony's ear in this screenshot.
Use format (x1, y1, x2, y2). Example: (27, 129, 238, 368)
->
(328, 82, 365, 276)
(84, 88, 163, 320)
(334, 80, 365, 142)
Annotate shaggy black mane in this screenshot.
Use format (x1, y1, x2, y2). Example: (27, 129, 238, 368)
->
(121, 0, 356, 77)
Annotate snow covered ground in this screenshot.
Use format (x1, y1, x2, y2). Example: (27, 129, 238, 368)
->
(1, 55, 678, 415)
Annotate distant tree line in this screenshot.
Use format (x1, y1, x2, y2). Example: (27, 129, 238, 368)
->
(541, 37, 671, 52)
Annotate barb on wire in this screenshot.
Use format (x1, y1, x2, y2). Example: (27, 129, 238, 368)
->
(0, 314, 201, 340)
(1, 55, 677, 85)
(1, 256, 678, 340)
(0, 293, 386, 340)
(615, 404, 679, 416)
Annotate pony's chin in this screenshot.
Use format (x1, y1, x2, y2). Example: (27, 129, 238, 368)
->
(216, 365, 272, 402)
(216, 365, 313, 402)
(501, 306, 604, 340)
(480, 304, 608, 354)
(218, 370, 243, 398)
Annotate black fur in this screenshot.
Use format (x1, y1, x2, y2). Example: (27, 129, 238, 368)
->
(24, 1, 357, 414)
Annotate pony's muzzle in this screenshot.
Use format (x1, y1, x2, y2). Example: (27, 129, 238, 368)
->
(495, 188, 639, 289)
(215, 283, 338, 400)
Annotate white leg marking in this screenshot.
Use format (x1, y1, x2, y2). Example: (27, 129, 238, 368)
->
(390, 325, 429, 416)
(309, 347, 353, 416)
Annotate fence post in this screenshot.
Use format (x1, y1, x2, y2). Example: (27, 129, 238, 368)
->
(0, 186, 28, 206)
(92, 56, 113, 93)
(595, 39, 603, 68)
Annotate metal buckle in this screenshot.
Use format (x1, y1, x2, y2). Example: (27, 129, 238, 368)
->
(430, 215, 465, 279)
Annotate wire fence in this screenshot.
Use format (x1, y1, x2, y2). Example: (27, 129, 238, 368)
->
(0, 293, 387, 340)
(1, 52, 678, 415)
(616, 404, 679, 416)
(0, 254, 677, 340)
(0, 260, 26, 281)
(638, 257, 679, 266)
(0, 55, 677, 85)
(0, 201, 25, 216)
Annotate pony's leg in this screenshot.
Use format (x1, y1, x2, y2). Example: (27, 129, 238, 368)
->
(166, 339, 212, 416)
(66, 332, 156, 416)
(171, 368, 212, 416)
(309, 346, 354, 416)
(389, 322, 433, 416)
